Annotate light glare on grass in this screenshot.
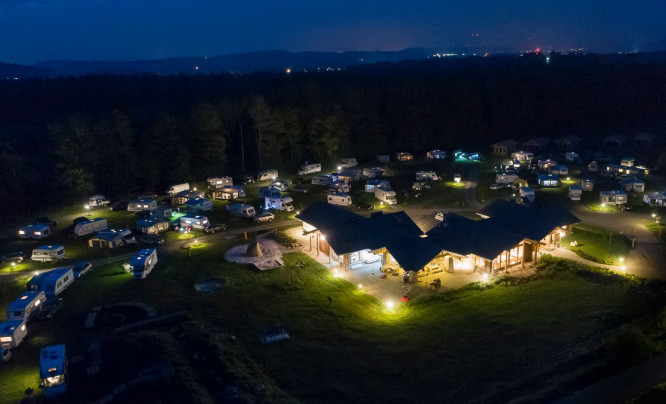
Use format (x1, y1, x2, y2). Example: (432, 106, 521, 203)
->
(385, 300, 395, 309)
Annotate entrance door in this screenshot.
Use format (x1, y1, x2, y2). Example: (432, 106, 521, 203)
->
(523, 243, 533, 263)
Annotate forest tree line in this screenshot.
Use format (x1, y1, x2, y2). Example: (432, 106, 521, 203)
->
(1, 53, 666, 218)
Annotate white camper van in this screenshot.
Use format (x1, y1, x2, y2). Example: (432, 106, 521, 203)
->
(264, 196, 294, 212)
(31, 245, 65, 262)
(227, 203, 256, 218)
(88, 195, 110, 207)
(375, 188, 397, 205)
(297, 163, 322, 175)
(18, 224, 51, 240)
(339, 158, 358, 168)
(416, 171, 439, 181)
(131, 249, 158, 280)
(257, 169, 278, 181)
(327, 193, 352, 206)
(0, 321, 27, 349)
(206, 177, 233, 190)
(6, 291, 46, 322)
(74, 218, 108, 237)
(166, 183, 189, 196)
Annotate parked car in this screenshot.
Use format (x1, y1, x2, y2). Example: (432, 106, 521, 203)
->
(2, 251, 28, 264)
(291, 184, 309, 193)
(0, 348, 11, 363)
(36, 297, 64, 320)
(138, 234, 165, 246)
(203, 224, 228, 234)
(35, 217, 58, 228)
(110, 200, 129, 211)
(72, 261, 93, 279)
(253, 212, 275, 224)
(355, 202, 375, 211)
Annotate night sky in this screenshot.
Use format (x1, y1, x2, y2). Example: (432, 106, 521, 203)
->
(2, 0, 665, 64)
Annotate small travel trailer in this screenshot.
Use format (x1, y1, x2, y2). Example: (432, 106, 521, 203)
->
(396, 152, 413, 162)
(212, 187, 239, 200)
(179, 215, 210, 229)
(519, 187, 535, 203)
(183, 198, 213, 212)
(588, 161, 598, 172)
(0, 321, 27, 349)
(74, 218, 108, 237)
(582, 179, 595, 191)
(31, 245, 65, 262)
(511, 151, 533, 162)
(644, 192, 666, 207)
(88, 229, 135, 249)
(311, 174, 336, 186)
(365, 179, 391, 192)
(375, 188, 397, 205)
(377, 155, 390, 163)
(416, 171, 439, 181)
(18, 224, 51, 240)
(166, 183, 189, 196)
(548, 164, 569, 176)
(538, 174, 560, 187)
(257, 169, 278, 181)
(362, 167, 385, 178)
(172, 190, 203, 205)
(426, 150, 446, 159)
(130, 249, 158, 280)
(40, 344, 67, 398)
(327, 193, 353, 206)
(328, 181, 350, 194)
(228, 203, 256, 218)
(620, 178, 645, 193)
(339, 158, 358, 168)
(620, 157, 635, 167)
(128, 198, 157, 212)
(88, 195, 110, 207)
(453, 173, 462, 183)
(136, 218, 169, 235)
(264, 196, 294, 211)
(6, 291, 46, 322)
(496, 173, 519, 184)
(206, 177, 232, 190)
(568, 185, 582, 202)
(564, 152, 580, 162)
(600, 190, 628, 205)
(297, 163, 322, 175)
(27, 267, 74, 297)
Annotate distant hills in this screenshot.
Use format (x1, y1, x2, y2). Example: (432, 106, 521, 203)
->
(3, 48, 666, 79)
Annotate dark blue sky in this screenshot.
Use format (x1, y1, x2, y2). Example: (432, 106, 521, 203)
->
(1, 0, 665, 64)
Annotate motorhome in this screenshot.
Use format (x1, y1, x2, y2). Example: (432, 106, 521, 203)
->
(18, 224, 51, 240)
(6, 291, 46, 322)
(179, 215, 210, 229)
(183, 198, 213, 212)
(496, 173, 519, 184)
(136, 218, 169, 235)
(297, 163, 321, 176)
(538, 174, 560, 187)
(265, 196, 294, 211)
(328, 181, 350, 194)
(88, 195, 110, 207)
(426, 150, 446, 159)
(416, 171, 439, 181)
(88, 228, 135, 249)
(206, 177, 233, 190)
(375, 187, 397, 205)
(74, 218, 108, 237)
(0, 321, 27, 349)
(600, 190, 628, 205)
(127, 198, 157, 212)
(365, 179, 391, 192)
(311, 174, 336, 186)
(396, 152, 413, 162)
(362, 167, 385, 178)
(257, 169, 278, 181)
(339, 158, 358, 168)
(31, 245, 65, 262)
(166, 183, 189, 196)
(130, 249, 158, 280)
(568, 185, 582, 202)
(228, 203, 256, 218)
(40, 344, 68, 398)
(27, 267, 74, 297)
(327, 193, 352, 206)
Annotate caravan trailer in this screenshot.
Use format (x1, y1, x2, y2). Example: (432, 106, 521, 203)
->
(568, 185, 582, 202)
(6, 291, 46, 322)
(0, 321, 27, 349)
(416, 171, 439, 181)
(365, 179, 390, 192)
(297, 163, 322, 175)
(128, 198, 157, 212)
(131, 249, 158, 280)
(166, 183, 189, 196)
(27, 268, 74, 297)
(327, 193, 352, 206)
(74, 218, 108, 237)
(40, 345, 68, 398)
(18, 224, 51, 240)
(264, 196, 294, 211)
(257, 169, 278, 181)
(339, 158, 358, 168)
(179, 215, 210, 230)
(206, 177, 232, 190)
(31, 245, 65, 262)
(600, 190, 627, 205)
(362, 167, 385, 178)
(88, 195, 110, 207)
(311, 174, 336, 186)
(228, 203, 256, 218)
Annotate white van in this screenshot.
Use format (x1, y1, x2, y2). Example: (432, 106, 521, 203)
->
(166, 183, 189, 196)
(18, 224, 51, 240)
(327, 193, 352, 206)
(375, 188, 397, 205)
(31, 245, 65, 262)
(257, 169, 278, 181)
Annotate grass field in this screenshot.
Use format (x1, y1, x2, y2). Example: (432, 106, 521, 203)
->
(562, 224, 632, 265)
(0, 237, 655, 403)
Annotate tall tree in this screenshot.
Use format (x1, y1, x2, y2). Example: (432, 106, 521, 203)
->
(51, 115, 97, 200)
(191, 102, 228, 177)
(248, 95, 274, 169)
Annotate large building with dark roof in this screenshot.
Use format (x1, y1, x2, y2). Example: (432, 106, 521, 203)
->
(296, 200, 579, 274)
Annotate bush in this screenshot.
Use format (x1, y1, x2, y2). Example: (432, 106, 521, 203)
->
(606, 324, 658, 366)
